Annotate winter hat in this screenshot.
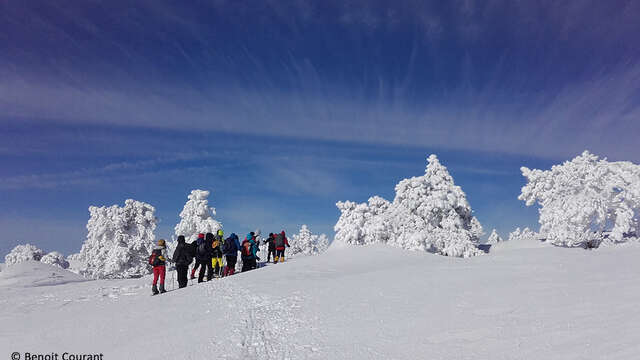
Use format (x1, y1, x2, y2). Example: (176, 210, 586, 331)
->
(198, 233, 205, 239)
(177, 235, 186, 243)
(217, 229, 224, 237)
(281, 230, 286, 236)
(158, 239, 166, 246)
(206, 232, 214, 242)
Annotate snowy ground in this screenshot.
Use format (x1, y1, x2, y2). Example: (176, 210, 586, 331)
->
(1, 241, 640, 359)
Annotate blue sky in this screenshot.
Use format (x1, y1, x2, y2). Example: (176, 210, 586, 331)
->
(1, 1, 639, 257)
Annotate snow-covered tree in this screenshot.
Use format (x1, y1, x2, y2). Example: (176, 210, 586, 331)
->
(77, 199, 157, 279)
(508, 227, 538, 242)
(487, 229, 504, 244)
(519, 151, 640, 248)
(41, 251, 70, 269)
(334, 155, 483, 257)
(334, 196, 391, 246)
(4, 244, 44, 266)
(387, 155, 483, 257)
(290, 224, 313, 256)
(316, 234, 330, 253)
(290, 225, 330, 257)
(174, 189, 222, 242)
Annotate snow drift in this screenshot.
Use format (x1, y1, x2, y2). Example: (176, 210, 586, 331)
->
(0, 260, 87, 288)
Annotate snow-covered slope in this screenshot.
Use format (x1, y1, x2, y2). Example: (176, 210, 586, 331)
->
(0, 260, 87, 288)
(1, 243, 639, 359)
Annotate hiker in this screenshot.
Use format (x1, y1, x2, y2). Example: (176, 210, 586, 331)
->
(195, 233, 214, 282)
(172, 235, 193, 288)
(251, 231, 261, 268)
(223, 233, 241, 276)
(149, 239, 168, 295)
(274, 230, 290, 263)
(241, 232, 260, 272)
(263, 233, 276, 263)
(211, 230, 224, 278)
(190, 237, 200, 280)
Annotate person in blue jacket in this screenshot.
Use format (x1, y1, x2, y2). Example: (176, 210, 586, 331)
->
(222, 233, 241, 276)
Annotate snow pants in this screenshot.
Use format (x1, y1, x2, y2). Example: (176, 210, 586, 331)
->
(152, 265, 166, 285)
(224, 256, 237, 276)
(275, 249, 285, 262)
(176, 264, 188, 288)
(267, 249, 276, 262)
(241, 257, 256, 272)
(212, 257, 223, 277)
(196, 258, 213, 282)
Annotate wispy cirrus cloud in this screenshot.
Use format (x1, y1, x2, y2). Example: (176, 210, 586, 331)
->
(0, 152, 217, 190)
(2, 1, 639, 161)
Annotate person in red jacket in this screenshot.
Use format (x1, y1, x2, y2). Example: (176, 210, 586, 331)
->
(150, 239, 168, 295)
(274, 230, 290, 263)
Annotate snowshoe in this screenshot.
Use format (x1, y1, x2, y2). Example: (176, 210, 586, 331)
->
(152, 285, 159, 295)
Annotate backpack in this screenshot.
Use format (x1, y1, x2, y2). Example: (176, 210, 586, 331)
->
(173, 243, 192, 265)
(148, 249, 162, 266)
(275, 234, 285, 248)
(223, 238, 236, 254)
(197, 240, 208, 256)
(241, 240, 252, 257)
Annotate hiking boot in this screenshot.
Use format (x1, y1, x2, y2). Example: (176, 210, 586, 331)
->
(159, 284, 167, 294)
(152, 284, 159, 295)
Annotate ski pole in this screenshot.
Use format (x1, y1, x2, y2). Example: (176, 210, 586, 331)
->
(171, 268, 175, 291)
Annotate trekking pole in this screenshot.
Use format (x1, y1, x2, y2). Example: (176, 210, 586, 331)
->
(189, 264, 194, 286)
(171, 268, 175, 291)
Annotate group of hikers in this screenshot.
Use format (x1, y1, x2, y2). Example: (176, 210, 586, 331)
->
(148, 230, 290, 295)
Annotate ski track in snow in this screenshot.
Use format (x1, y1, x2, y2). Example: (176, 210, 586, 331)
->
(202, 276, 319, 359)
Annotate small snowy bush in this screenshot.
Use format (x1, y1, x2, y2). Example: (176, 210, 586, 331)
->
(41, 251, 70, 269)
(487, 229, 504, 244)
(519, 151, 640, 248)
(316, 234, 329, 253)
(76, 199, 157, 279)
(4, 244, 44, 266)
(508, 227, 538, 242)
(335, 155, 483, 257)
(290, 225, 329, 257)
(174, 189, 223, 242)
